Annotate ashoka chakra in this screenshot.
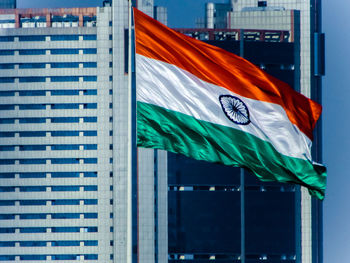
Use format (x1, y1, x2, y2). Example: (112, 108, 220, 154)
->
(219, 95, 250, 125)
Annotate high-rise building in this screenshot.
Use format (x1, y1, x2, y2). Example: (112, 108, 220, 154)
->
(169, 1, 324, 263)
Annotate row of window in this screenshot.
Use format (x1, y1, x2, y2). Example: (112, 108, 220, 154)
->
(0, 130, 97, 137)
(0, 213, 98, 220)
(0, 76, 97, 83)
(0, 254, 98, 261)
(0, 226, 98, 233)
(0, 48, 97, 55)
(0, 89, 97, 96)
(0, 199, 98, 206)
(0, 62, 97, 69)
(0, 117, 97, 124)
(0, 240, 98, 247)
(0, 158, 98, 165)
(0, 35, 97, 42)
(0, 144, 98, 151)
(0, 185, 97, 192)
(0, 103, 97, 110)
(0, 172, 98, 178)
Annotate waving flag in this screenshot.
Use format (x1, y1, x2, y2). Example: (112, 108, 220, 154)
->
(133, 8, 326, 199)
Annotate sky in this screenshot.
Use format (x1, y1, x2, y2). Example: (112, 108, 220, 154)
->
(16, 0, 349, 262)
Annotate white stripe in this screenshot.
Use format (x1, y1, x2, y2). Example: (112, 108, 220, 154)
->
(136, 54, 312, 160)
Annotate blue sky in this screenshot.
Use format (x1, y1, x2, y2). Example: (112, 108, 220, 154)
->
(17, 0, 349, 261)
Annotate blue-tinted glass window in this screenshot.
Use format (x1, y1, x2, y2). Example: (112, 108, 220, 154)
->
(84, 144, 97, 150)
(110, 227, 114, 232)
(19, 104, 46, 110)
(20, 241, 46, 247)
(83, 76, 97, 82)
(109, 61, 113, 68)
(19, 227, 46, 233)
(83, 89, 97, 95)
(0, 77, 14, 83)
(52, 199, 80, 205)
(19, 159, 46, 164)
(0, 187, 15, 192)
(19, 117, 46, 123)
(0, 91, 14, 96)
(0, 255, 15, 260)
(51, 172, 79, 178)
(83, 117, 97, 123)
(87, 227, 98, 232)
(20, 213, 46, 219)
(51, 227, 80, 233)
(109, 103, 113, 108)
(51, 76, 79, 82)
(51, 35, 79, 41)
(20, 255, 46, 260)
(51, 103, 79, 109)
(52, 241, 80, 246)
(50, 49, 79, 55)
(0, 132, 15, 137)
(19, 186, 46, 192)
(0, 105, 14, 110)
(51, 131, 79, 136)
(51, 117, 79, 123)
(0, 228, 15, 233)
(19, 63, 46, 69)
(52, 213, 80, 219)
(51, 90, 79, 96)
(19, 131, 46, 137)
(109, 130, 113, 136)
(51, 186, 80, 192)
(84, 158, 97, 164)
(109, 34, 112, 40)
(84, 199, 98, 205)
(84, 172, 97, 177)
(0, 146, 15, 151)
(0, 118, 15, 123)
(19, 173, 46, 178)
(109, 48, 113, 54)
(20, 145, 46, 151)
(84, 240, 98, 246)
(84, 213, 98, 219)
(0, 159, 15, 165)
(19, 90, 46, 96)
(109, 76, 113, 81)
(0, 214, 15, 219)
(51, 144, 79, 150)
(0, 50, 15, 55)
(83, 103, 97, 109)
(0, 201, 15, 206)
(83, 62, 97, 68)
(83, 48, 97, 54)
(19, 35, 46, 41)
(51, 62, 79, 68)
(51, 255, 77, 260)
(0, 173, 15, 178)
(19, 49, 45, 55)
(84, 131, 97, 136)
(51, 158, 79, 164)
(20, 200, 46, 206)
(19, 77, 46, 83)
(0, 64, 14, 69)
(0, 242, 15, 247)
(84, 185, 97, 191)
(0, 36, 14, 42)
(85, 254, 98, 260)
(83, 35, 97, 40)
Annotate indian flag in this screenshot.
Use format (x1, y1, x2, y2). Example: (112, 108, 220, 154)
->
(133, 8, 327, 199)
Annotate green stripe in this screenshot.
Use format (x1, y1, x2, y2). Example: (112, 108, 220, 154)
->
(137, 101, 327, 200)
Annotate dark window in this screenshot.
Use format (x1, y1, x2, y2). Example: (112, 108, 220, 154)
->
(19, 159, 46, 164)
(0, 228, 16, 233)
(0, 118, 15, 123)
(20, 255, 46, 260)
(83, 35, 97, 40)
(19, 104, 46, 110)
(19, 63, 46, 69)
(52, 240, 80, 246)
(51, 117, 79, 123)
(19, 173, 46, 178)
(19, 186, 46, 192)
(83, 62, 97, 68)
(51, 186, 80, 192)
(0, 146, 15, 151)
(19, 49, 45, 55)
(83, 89, 97, 95)
(51, 158, 79, 164)
(0, 242, 15, 247)
(51, 227, 80, 233)
(0, 214, 15, 219)
(0, 50, 14, 55)
(0, 132, 15, 137)
(83, 76, 97, 82)
(0, 91, 14, 96)
(84, 144, 97, 150)
(0, 104, 14, 110)
(258, 1, 267, 7)
(83, 48, 97, 54)
(51, 103, 79, 109)
(0, 201, 15, 206)
(20, 200, 46, 206)
(19, 241, 46, 247)
(51, 144, 79, 150)
(85, 254, 98, 260)
(19, 213, 46, 219)
(19, 90, 46, 96)
(0, 64, 14, 69)
(51, 62, 79, 68)
(51, 35, 79, 41)
(0, 255, 15, 260)
(19, 118, 46, 123)
(0, 77, 14, 83)
(19, 77, 46, 83)
(84, 172, 97, 178)
(83, 131, 97, 136)
(51, 255, 77, 260)
(83, 117, 97, 123)
(83, 103, 97, 109)
(51, 213, 80, 219)
(0, 36, 14, 42)
(0, 159, 15, 165)
(84, 199, 98, 205)
(51, 76, 79, 82)
(19, 35, 46, 41)
(84, 158, 97, 164)
(51, 130, 79, 136)
(0, 173, 15, 178)
(51, 90, 79, 96)
(19, 227, 46, 233)
(84, 240, 98, 246)
(50, 49, 79, 55)
(19, 131, 46, 137)
(52, 199, 80, 205)
(84, 185, 97, 191)
(84, 213, 98, 219)
(20, 145, 46, 151)
(51, 172, 79, 178)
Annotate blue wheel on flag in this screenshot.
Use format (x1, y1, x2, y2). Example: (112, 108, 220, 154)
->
(219, 95, 250, 125)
